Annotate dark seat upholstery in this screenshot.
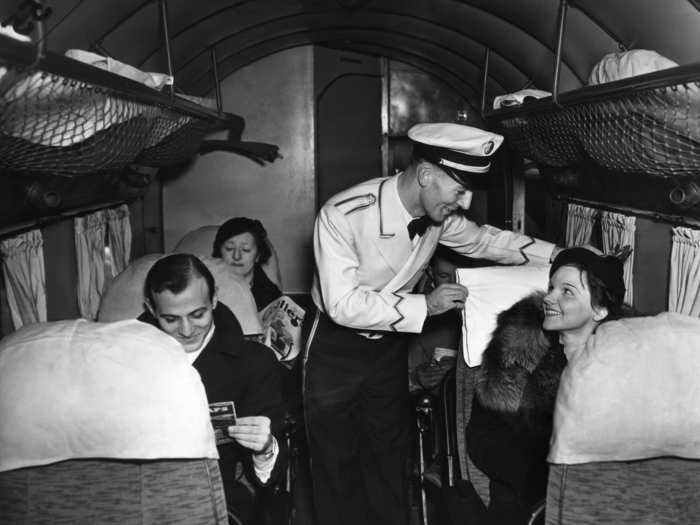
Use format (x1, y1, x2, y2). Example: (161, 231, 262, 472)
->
(0, 458, 228, 524)
(546, 457, 700, 525)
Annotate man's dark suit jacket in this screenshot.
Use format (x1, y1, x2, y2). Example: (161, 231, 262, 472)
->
(139, 303, 284, 501)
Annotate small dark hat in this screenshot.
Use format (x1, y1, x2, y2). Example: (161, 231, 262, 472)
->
(550, 247, 626, 301)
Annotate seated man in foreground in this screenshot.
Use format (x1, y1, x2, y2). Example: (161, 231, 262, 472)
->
(139, 253, 284, 524)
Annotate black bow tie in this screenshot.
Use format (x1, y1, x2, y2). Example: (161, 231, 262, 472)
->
(408, 216, 431, 240)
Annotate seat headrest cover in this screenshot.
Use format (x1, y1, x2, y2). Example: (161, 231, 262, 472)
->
(98, 253, 162, 323)
(0, 319, 218, 472)
(98, 253, 262, 334)
(549, 312, 700, 464)
(173, 226, 218, 257)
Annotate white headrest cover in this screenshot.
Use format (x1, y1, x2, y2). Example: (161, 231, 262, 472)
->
(0, 319, 218, 472)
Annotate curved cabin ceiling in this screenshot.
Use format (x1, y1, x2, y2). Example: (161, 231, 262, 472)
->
(6, 0, 700, 111)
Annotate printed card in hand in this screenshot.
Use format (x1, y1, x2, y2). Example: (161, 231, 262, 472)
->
(209, 401, 236, 445)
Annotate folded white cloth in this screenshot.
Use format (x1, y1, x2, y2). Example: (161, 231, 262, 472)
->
(65, 49, 173, 89)
(456, 263, 550, 366)
(549, 312, 700, 464)
(493, 89, 551, 110)
(0, 319, 218, 472)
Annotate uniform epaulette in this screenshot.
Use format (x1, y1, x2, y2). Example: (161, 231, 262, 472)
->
(334, 193, 377, 215)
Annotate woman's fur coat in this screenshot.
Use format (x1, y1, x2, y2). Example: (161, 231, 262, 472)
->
(475, 291, 567, 439)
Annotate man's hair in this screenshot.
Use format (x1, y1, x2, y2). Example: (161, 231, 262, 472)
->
(144, 253, 215, 305)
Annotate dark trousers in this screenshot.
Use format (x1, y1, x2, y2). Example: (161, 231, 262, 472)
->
(303, 310, 410, 525)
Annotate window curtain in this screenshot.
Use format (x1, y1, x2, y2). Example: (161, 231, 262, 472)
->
(106, 204, 132, 276)
(565, 203, 599, 247)
(0, 229, 47, 330)
(601, 211, 636, 304)
(668, 226, 700, 316)
(75, 210, 107, 320)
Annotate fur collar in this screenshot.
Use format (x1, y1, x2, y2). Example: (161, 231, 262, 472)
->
(475, 292, 566, 420)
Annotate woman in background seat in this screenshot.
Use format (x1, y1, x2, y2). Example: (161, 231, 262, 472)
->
(212, 217, 282, 311)
(466, 246, 631, 524)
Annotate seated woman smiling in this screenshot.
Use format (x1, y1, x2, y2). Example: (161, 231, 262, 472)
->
(467, 246, 633, 525)
(543, 246, 632, 355)
(212, 217, 282, 311)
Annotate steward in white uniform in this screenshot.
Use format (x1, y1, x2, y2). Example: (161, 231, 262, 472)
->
(303, 123, 558, 525)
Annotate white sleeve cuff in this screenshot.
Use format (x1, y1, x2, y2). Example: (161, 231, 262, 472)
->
(252, 436, 279, 484)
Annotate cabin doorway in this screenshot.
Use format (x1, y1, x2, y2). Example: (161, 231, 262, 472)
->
(315, 48, 383, 208)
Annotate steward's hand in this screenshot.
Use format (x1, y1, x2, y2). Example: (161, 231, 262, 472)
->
(426, 283, 468, 316)
(227, 415, 273, 454)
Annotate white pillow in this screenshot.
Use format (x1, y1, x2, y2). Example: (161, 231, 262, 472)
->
(0, 319, 217, 472)
(173, 226, 218, 257)
(98, 253, 162, 323)
(201, 255, 262, 333)
(98, 254, 262, 335)
(456, 263, 550, 366)
(549, 312, 700, 464)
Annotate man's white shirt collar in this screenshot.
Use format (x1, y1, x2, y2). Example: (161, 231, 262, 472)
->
(186, 322, 216, 364)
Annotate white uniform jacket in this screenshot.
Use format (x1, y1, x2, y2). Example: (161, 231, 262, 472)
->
(311, 175, 555, 334)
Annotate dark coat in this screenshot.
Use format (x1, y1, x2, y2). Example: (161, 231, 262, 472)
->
(252, 264, 282, 311)
(139, 304, 285, 501)
(466, 292, 566, 525)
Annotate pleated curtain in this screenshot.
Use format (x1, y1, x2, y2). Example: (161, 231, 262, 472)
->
(601, 211, 636, 304)
(74, 210, 108, 320)
(565, 203, 599, 247)
(0, 229, 47, 330)
(106, 204, 132, 276)
(668, 226, 700, 316)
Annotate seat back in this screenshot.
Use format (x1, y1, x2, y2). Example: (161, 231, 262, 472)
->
(546, 458, 700, 525)
(546, 313, 700, 524)
(0, 458, 228, 524)
(454, 356, 490, 504)
(0, 319, 227, 524)
(98, 253, 262, 334)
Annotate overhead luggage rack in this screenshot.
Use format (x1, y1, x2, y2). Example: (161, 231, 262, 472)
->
(487, 63, 700, 178)
(0, 35, 239, 177)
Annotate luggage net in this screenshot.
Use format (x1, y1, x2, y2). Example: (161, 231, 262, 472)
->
(0, 57, 221, 176)
(489, 64, 700, 178)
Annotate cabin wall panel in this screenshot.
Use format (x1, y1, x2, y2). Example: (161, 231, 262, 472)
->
(162, 47, 316, 294)
(129, 180, 164, 258)
(43, 220, 81, 321)
(633, 218, 671, 315)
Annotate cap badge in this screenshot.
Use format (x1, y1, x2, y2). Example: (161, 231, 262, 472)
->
(483, 140, 495, 155)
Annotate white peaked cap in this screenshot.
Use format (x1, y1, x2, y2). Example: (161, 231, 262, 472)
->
(408, 123, 504, 176)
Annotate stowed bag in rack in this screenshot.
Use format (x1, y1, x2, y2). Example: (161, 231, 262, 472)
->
(588, 50, 679, 85)
(0, 60, 217, 175)
(493, 64, 700, 177)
